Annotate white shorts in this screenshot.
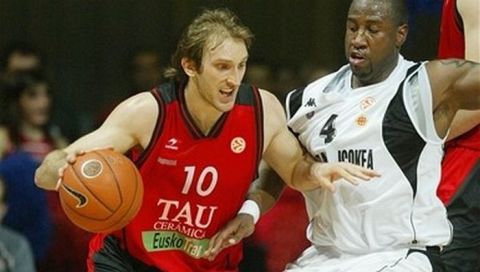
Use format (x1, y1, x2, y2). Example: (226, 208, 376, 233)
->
(285, 246, 437, 272)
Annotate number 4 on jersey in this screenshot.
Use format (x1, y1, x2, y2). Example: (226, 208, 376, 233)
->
(319, 114, 338, 144)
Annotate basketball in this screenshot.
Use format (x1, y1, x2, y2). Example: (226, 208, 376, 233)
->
(58, 149, 144, 233)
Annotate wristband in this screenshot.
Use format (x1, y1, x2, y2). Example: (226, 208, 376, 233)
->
(237, 200, 260, 224)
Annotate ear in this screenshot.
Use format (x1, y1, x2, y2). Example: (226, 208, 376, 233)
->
(181, 58, 197, 77)
(395, 24, 408, 48)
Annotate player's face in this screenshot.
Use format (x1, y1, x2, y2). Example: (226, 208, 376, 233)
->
(19, 83, 51, 127)
(191, 37, 248, 112)
(345, 0, 406, 87)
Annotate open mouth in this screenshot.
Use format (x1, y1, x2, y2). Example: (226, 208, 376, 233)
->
(219, 89, 234, 97)
(349, 52, 366, 65)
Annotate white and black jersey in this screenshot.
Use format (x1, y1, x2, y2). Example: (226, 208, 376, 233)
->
(286, 56, 452, 254)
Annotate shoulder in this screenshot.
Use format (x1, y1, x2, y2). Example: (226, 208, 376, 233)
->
(258, 89, 284, 117)
(114, 92, 158, 116)
(285, 68, 343, 119)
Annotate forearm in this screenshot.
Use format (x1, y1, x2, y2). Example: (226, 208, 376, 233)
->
(246, 162, 285, 214)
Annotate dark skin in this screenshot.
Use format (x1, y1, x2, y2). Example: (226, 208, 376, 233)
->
(205, 0, 480, 259)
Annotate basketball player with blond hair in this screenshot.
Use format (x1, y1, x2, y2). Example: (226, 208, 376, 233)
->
(34, 8, 378, 272)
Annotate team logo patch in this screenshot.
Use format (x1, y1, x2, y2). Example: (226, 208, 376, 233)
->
(81, 159, 103, 179)
(304, 98, 317, 107)
(306, 111, 315, 119)
(231, 137, 246, 154)
(355, 115, 368, 127)
(165, 138, 179, 150)
(360, 97, 376, 111)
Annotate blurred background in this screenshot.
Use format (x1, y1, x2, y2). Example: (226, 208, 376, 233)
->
(0, 0, 443, 271)
(0, 0, 442, 141)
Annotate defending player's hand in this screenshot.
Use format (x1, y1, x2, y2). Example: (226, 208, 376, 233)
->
(311, 162, 380, 192)
(203, 214, 255, 261)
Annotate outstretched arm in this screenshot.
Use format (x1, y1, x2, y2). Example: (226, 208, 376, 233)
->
(204, 89, 379, 259)
(35, 92, 158, 190)
(458, 0, 480, 61)
(427, 59, 480, 137)
(204, 162, 285, 260)
(445, 0, 480, 140)
(260, 90, 378, 192)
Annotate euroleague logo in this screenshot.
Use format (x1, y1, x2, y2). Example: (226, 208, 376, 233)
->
(81, 159, 103, 179)
(356, 115, 368, 127)
(230, 137, 246, 154)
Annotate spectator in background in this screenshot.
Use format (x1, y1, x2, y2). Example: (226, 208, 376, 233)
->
(0, 51, 54, 266)
(0, 174, 36, 272)
(244, 62, 275, 91)
(0, 70, 89, 272)
(129, 49, 164, 93)
(0, 130, 51, 265)
(437, 0, 480, 271)
(0, 42, 42, 73)
(298, 62, 331, 85)
(96, 49, 165, 127)
(1, 71, 67, 161)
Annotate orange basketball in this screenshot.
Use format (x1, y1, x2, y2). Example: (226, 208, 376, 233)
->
(59, 149, 143, 233)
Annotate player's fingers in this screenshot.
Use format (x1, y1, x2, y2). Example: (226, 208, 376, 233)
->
(210, 230, 231, 256)
(319, 177, 336, 192)
(338, 163, 380, 179)
(205, 225, 235, 260)
(58, 164, 68, 178)
(227, 225, 252, 246)
(204, 233, 219, 257)
(66, 150, 88, 164)
(327, 165, 357, 184)
(90, 146, 114, 152)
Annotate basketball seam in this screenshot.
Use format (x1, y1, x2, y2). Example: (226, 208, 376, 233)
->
(100, 162, 142, 233)
(67, 161, 115, 214)
(96, 150, 124, 213)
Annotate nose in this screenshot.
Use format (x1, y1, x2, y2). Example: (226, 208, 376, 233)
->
(351, 29, 367, 49)
(226, 68, 243, 88)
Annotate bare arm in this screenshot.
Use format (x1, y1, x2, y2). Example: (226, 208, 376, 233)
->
(427, 60, 480, 137)
(458, 0, 480, 61)
(246, 161, 285, 215)
(446, 110, 480, 140)
(35, 92, 158, 190)
(446, 0, 480, 140)
(204, 89, 379, 259)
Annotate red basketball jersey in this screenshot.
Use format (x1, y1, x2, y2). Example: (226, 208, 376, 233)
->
(437, 0, 480, 204)
(116, 82, 263, 271)
(438, 0, 465, 59)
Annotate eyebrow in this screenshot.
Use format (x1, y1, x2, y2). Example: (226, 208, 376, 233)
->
(213, 56, 249, 63)
(347, 17, 383, 24)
